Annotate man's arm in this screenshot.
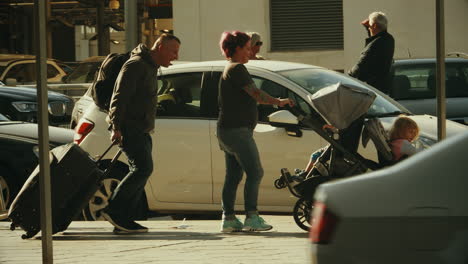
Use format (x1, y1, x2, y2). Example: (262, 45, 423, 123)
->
(108, 61, 139, 140)
(242, 82, 293, 107)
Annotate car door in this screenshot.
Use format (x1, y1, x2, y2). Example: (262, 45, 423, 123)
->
(208, 70, 328, 211)
(147, 71, 213, 204)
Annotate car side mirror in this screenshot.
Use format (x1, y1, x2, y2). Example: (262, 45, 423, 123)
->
(268, 110, 299, 126)
(5, 78, 17, 86)
(268, 110, 302, 137)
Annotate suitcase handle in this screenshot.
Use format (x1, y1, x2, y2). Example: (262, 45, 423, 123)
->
(96, 141, 123, 177)
(96, 140, 123, 164)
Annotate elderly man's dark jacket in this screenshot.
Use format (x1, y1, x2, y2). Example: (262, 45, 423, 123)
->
(348, 30, 395, 94)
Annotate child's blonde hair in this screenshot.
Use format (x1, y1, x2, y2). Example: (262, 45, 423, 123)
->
(389, 115, 420, 141)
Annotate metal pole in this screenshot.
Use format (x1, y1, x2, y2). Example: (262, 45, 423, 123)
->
(125, 0, 138, 52)
(97, 0, 110, 55)
(35, 0, 53, 263)
(436, 0, 446, 140)
(47, 0, 52, 57)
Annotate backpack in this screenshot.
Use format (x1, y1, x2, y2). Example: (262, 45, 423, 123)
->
(90, 52, 131, 110)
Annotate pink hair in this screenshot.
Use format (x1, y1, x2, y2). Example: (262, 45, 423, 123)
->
(219, 31, 251, 58)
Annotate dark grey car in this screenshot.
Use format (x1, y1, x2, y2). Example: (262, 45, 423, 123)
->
(0, 81, 74, 127)
(0, 119, 74, 210)
(389, 58, 468, 125)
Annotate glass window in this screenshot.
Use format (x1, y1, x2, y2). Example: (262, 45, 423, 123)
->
(5, 63, 36, 83)
(0, 66, 6, 77)
(66, 62, 101, 83)
(446, 63, 468, 97)
(393, 62, 468, 99)
(393, 65, 435, 99)
(278, 68, 408, 118)
(47, 64, 60, 78)
(252, 76, 315, 125)
(157, 72, 203, 117)
(253, 77, 286, 122)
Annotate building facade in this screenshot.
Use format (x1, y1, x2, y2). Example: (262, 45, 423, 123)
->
(173, 0, 468, 71)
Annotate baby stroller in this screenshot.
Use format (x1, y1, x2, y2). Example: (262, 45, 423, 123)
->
(273, 82, 393, 231)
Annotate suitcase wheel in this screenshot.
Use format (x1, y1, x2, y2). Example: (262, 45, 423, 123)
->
(10, 223, 15, 231)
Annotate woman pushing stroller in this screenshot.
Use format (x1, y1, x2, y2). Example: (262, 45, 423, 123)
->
(217, 31, 294, 232)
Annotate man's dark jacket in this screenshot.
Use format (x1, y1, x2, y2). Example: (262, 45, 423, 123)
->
(348, 30, 395, 94)
(108, 44, 159, 133)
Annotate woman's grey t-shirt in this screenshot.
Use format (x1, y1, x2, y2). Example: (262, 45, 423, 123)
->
(218, 62, 257, 129)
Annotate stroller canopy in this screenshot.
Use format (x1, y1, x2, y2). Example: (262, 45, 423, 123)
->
(309, 82, 376, 130)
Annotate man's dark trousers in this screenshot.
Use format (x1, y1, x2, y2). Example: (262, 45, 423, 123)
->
(106, 126, 153, 222)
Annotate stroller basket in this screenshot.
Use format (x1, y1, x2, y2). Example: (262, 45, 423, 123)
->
(293, 175, 330, 199)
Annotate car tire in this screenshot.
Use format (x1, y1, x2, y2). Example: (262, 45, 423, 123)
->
(293, 198, 313, 231)
(0, 165, 19, 210)
(81, 162, 148, 221)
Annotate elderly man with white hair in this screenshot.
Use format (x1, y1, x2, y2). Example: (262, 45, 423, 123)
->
(348, 11, 395, 94)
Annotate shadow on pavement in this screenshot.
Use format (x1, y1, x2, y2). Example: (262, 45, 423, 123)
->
(35, 230, 308, 241)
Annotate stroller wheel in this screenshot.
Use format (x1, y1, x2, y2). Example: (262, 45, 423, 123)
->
(293, 198, 313, 231)
(274, 178, 286, 189)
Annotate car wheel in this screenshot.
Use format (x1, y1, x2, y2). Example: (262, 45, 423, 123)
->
(293, 198, 313, 231)
(0, 166, 19, 209)
(82, 162, 128, 221)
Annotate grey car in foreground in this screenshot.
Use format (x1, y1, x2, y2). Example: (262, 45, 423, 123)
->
(310, 131, 468, 264)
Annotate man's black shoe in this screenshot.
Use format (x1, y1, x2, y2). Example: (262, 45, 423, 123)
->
(112, 222, 148, 234)
(101, 211, 146, 232)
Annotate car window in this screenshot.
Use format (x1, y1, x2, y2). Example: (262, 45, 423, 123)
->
(252, 76, 315, 126)
(393, 62, 468, 99)
(157, 72, 203, 118)
(252, 77, 286, 122)
(278, 68, 406, 118)
(0, 66, 6, 76)
(66, 62, 101, 83)
(47, 64, 60, 78)
(5, 63, 35, 83)
(446, 63, 468, 97)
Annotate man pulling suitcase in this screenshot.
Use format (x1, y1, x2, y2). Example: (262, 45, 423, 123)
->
(101, 34, 181, 234)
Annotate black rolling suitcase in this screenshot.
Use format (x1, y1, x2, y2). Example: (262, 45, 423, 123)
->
(8, 142, 121, 239)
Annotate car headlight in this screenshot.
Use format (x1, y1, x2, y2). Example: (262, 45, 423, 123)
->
(11, 101, 38, 112)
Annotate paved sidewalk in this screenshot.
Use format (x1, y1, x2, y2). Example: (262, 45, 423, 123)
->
(0, 216, 311, 264)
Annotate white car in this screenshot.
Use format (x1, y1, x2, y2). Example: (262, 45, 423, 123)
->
(74, 60, 467, 220)
(310, 131, 468, 264)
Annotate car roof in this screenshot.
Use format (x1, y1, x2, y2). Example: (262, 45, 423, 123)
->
(0, 54, 36, 62)
(394, 58, 468, 65)
(163, 60, 323, 72)
(0, 54, 57, 67)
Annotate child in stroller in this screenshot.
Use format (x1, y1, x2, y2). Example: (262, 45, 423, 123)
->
(273, 82, 394, 231)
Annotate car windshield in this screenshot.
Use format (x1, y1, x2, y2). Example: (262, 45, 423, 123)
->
(65, 62, 101, 83)
(278, 68, 411, 117)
